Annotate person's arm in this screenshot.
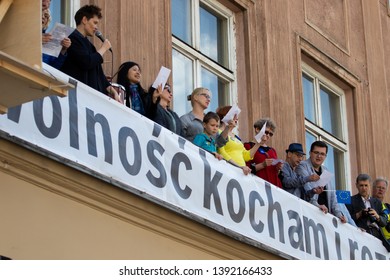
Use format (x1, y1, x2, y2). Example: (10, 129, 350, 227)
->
(96, 39, 112, 57)
(42, 33, 52, 44)
(60, 37, 71, 55)
(216, 119, 236, 148)
(295, 163, 320, 206)
(106, 85, 121, 102)
(281, 165, 307, 190)
(328, 184, 344, 218)
(143, 87, 159, 120)
(215, 132, 228, 148)
(248, 142, 261, 159)
(217, 145, 232, 162)
(372, 203, 388, 227)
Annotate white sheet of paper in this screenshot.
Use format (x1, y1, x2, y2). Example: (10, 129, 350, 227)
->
(315, 169, 333, 188)
(254, 121, 267, 143)
(222, 104, 241, 124)
(152, 66, 171, 90)
(272, 159, 284, 166)
(42, 22, 74, 57)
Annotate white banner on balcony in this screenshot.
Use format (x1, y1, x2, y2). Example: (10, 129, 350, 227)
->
(0, 65, 389, 260)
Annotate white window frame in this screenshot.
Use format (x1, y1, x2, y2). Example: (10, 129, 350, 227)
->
(49, 0, 80, 29)
(172, 0, 237, 110)
(302, 62, 351, 191)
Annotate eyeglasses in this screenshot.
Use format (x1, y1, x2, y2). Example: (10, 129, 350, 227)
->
(164, 85, 171, 93)
(264, 130, 274, 137)
(293, 152, 304, 158)
(312, 151, 327, 157)
(198, 93, 211, 100)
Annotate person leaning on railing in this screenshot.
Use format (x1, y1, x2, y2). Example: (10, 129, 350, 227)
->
(372, 177, 390, 251)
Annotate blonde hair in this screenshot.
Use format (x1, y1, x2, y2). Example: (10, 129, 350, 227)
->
(42, 9, 51, 31)
(187, 87, 210, 106)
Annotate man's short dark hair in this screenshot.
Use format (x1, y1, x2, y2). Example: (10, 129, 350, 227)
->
(356, 173, 371, 184)
(310, 140, 328, 154)
(203, 111, 219, 124)
(74, 5, 102, 25)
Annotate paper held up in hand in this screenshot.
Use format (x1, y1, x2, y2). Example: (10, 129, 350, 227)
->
(272, 159, 284, 165)
(315, 169, 333, 188)
(221, 104, 241, 124)
(254, 121, 267, 143)
(152, 66, 171, 90)
(42, 22, 74, 57)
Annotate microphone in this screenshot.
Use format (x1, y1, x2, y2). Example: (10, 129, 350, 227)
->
(95, 30, 112, 53)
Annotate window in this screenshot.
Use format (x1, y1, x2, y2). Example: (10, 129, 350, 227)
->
(302, 63, 349, 190)
(388, 0, 390, 16)
(171, 0, 236, 117)
(48, 0, 80, 30)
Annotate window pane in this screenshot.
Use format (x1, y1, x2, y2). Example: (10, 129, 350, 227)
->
(172, 49, 194, 117)
(320, 86, 342, 138)
(172, 0, 192, 45)
(200, 5, 227, 66)
(323, 145, 345, 190)
(302, 74, 316, 123)
(47, 1, 63, 31)
(201, 67, 228, 112)
(305, 131, 317, 157)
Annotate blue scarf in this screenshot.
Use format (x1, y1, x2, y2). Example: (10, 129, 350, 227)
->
(129, 84, 145, 115)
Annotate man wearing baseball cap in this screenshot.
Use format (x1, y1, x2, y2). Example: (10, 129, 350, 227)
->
(280, 143, 320, 199)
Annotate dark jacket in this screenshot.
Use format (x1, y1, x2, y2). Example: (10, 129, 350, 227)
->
(60, 29, 110, 94)
(154, 104, 183, 136)
(346, 194, 387, 238)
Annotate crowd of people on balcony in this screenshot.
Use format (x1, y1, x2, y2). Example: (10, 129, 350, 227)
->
(41, 3, 390, 252)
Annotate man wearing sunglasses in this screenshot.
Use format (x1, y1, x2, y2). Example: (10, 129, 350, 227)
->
(296, 141, 347, 223)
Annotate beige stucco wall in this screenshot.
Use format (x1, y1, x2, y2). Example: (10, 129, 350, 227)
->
(0, 139, 280, 260)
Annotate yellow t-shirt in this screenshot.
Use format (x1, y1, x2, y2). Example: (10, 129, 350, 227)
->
(217, 134, 252, 167)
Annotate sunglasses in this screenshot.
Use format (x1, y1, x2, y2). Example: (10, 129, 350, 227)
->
(164, 85, 171, 93)
(264, 130, 274, 137)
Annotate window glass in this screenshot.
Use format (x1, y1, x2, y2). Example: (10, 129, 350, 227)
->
(200, 5, 226, 66)
(173, 49, 194, 117)
(172, 0, 192, 45)
(171, 0, 234, 117)
(201, 67, 219, 112)
(320, 86, 342, 138)
(322, 145, 345, 189)
(305, 131, 317, 156)
(323, 145, 336, 188)
(302, 73, 315, 123)
(48, 3, 62, 31)
(302, 64, 348, 191)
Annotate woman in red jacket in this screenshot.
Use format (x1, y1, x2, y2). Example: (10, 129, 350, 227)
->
(244, 118, 283, 188)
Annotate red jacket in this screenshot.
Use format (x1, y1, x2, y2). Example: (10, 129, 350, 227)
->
(244, 142, 282, 188)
